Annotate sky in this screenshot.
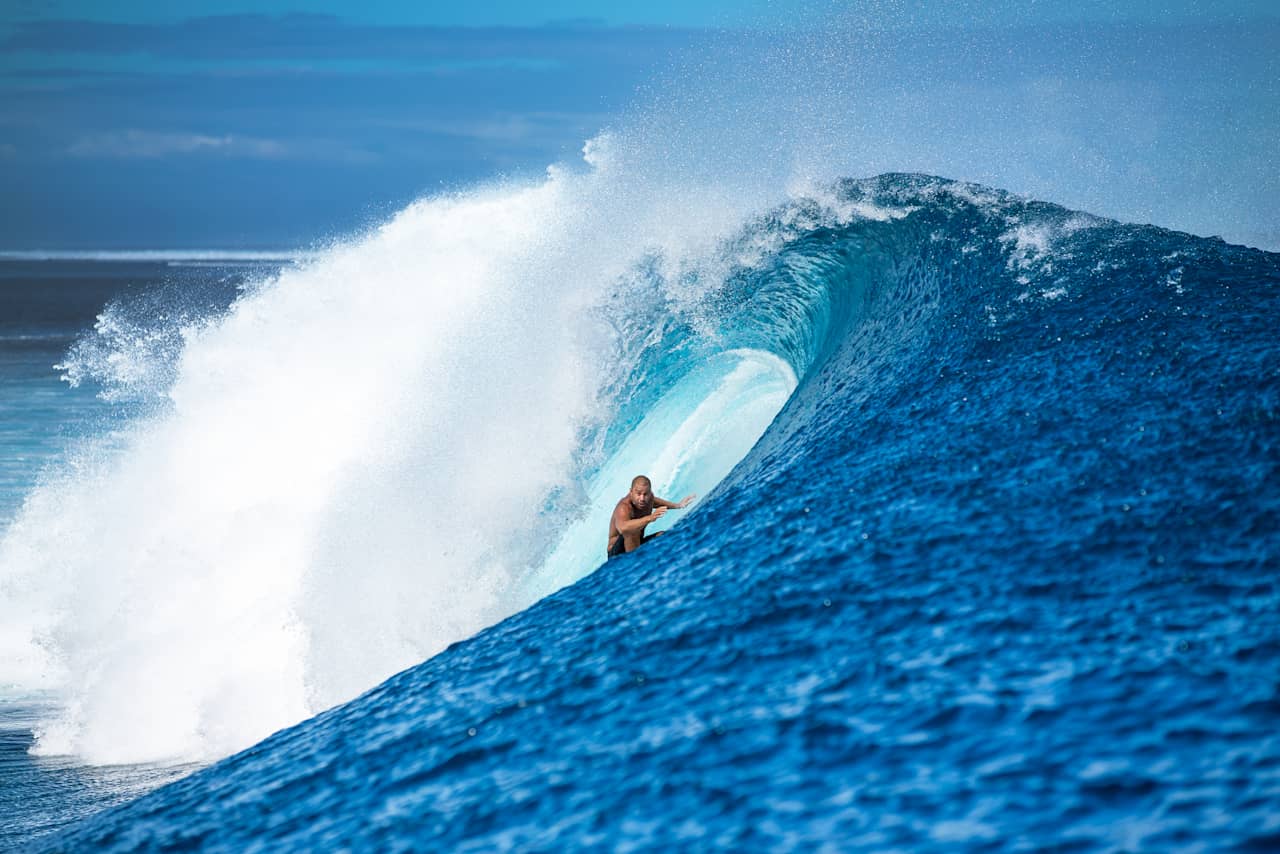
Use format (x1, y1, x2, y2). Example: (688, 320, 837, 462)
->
(1, 2, 1277, 249)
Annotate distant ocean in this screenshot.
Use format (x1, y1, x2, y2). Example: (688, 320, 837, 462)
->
(2, 174, 1278, 851)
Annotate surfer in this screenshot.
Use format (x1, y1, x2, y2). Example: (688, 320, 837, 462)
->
(607, 475, 695, 559)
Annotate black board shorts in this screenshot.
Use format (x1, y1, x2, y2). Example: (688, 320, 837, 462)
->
(607, 535, 626, 560)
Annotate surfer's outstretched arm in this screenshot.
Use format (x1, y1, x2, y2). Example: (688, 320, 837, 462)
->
(655, 494, 696, 510)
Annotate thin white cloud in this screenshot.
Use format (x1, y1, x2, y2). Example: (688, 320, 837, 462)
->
(63, 129, 377, 163)
(66, 129, 290, 159)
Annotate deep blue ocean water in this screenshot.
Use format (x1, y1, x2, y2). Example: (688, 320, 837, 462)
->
(3, 175, 1279, 850)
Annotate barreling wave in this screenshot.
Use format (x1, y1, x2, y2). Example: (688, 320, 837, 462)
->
(0, 164, 996, 762)
(6, 153, 1280, 848)
(0, 146, 921, 764)
(14, 161, 1280, 848)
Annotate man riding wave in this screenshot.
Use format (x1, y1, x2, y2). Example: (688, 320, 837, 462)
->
(607, 475, 695, 559)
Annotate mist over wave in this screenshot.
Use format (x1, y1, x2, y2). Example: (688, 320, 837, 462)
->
(0, 133, 826, 764)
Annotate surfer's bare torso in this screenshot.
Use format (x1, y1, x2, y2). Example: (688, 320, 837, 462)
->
(607, 476, 695, 558)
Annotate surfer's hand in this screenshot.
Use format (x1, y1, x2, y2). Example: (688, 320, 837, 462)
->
(652, 507, 668, 519)
(678, 494, 696, 508)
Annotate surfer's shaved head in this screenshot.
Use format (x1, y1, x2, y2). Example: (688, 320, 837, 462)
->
(631, 475, 651, 489)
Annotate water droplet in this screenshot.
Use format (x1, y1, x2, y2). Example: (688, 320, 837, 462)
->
(467, 727, 477, 737)
(823, 599, 831, 607)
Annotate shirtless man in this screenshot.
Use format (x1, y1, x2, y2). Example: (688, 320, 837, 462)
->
(607, 475, 695, 559)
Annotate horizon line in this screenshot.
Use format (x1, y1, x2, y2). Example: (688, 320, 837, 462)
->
(0, 249, 313, 262)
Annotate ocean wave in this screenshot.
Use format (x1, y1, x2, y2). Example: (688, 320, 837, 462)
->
(6, 165, 1280, 849)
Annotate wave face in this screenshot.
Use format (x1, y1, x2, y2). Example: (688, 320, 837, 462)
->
(29, 172, 1280, 850)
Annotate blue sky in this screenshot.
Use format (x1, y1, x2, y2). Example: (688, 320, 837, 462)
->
(3, 1, 768, 27)
(1, 2, 1277, 248)
(7, 1, 1276, 27)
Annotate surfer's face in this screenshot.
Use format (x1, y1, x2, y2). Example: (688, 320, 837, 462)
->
(629, 483, 652, 510)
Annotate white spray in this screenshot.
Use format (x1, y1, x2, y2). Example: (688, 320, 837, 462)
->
(0, 137, 799, 764)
